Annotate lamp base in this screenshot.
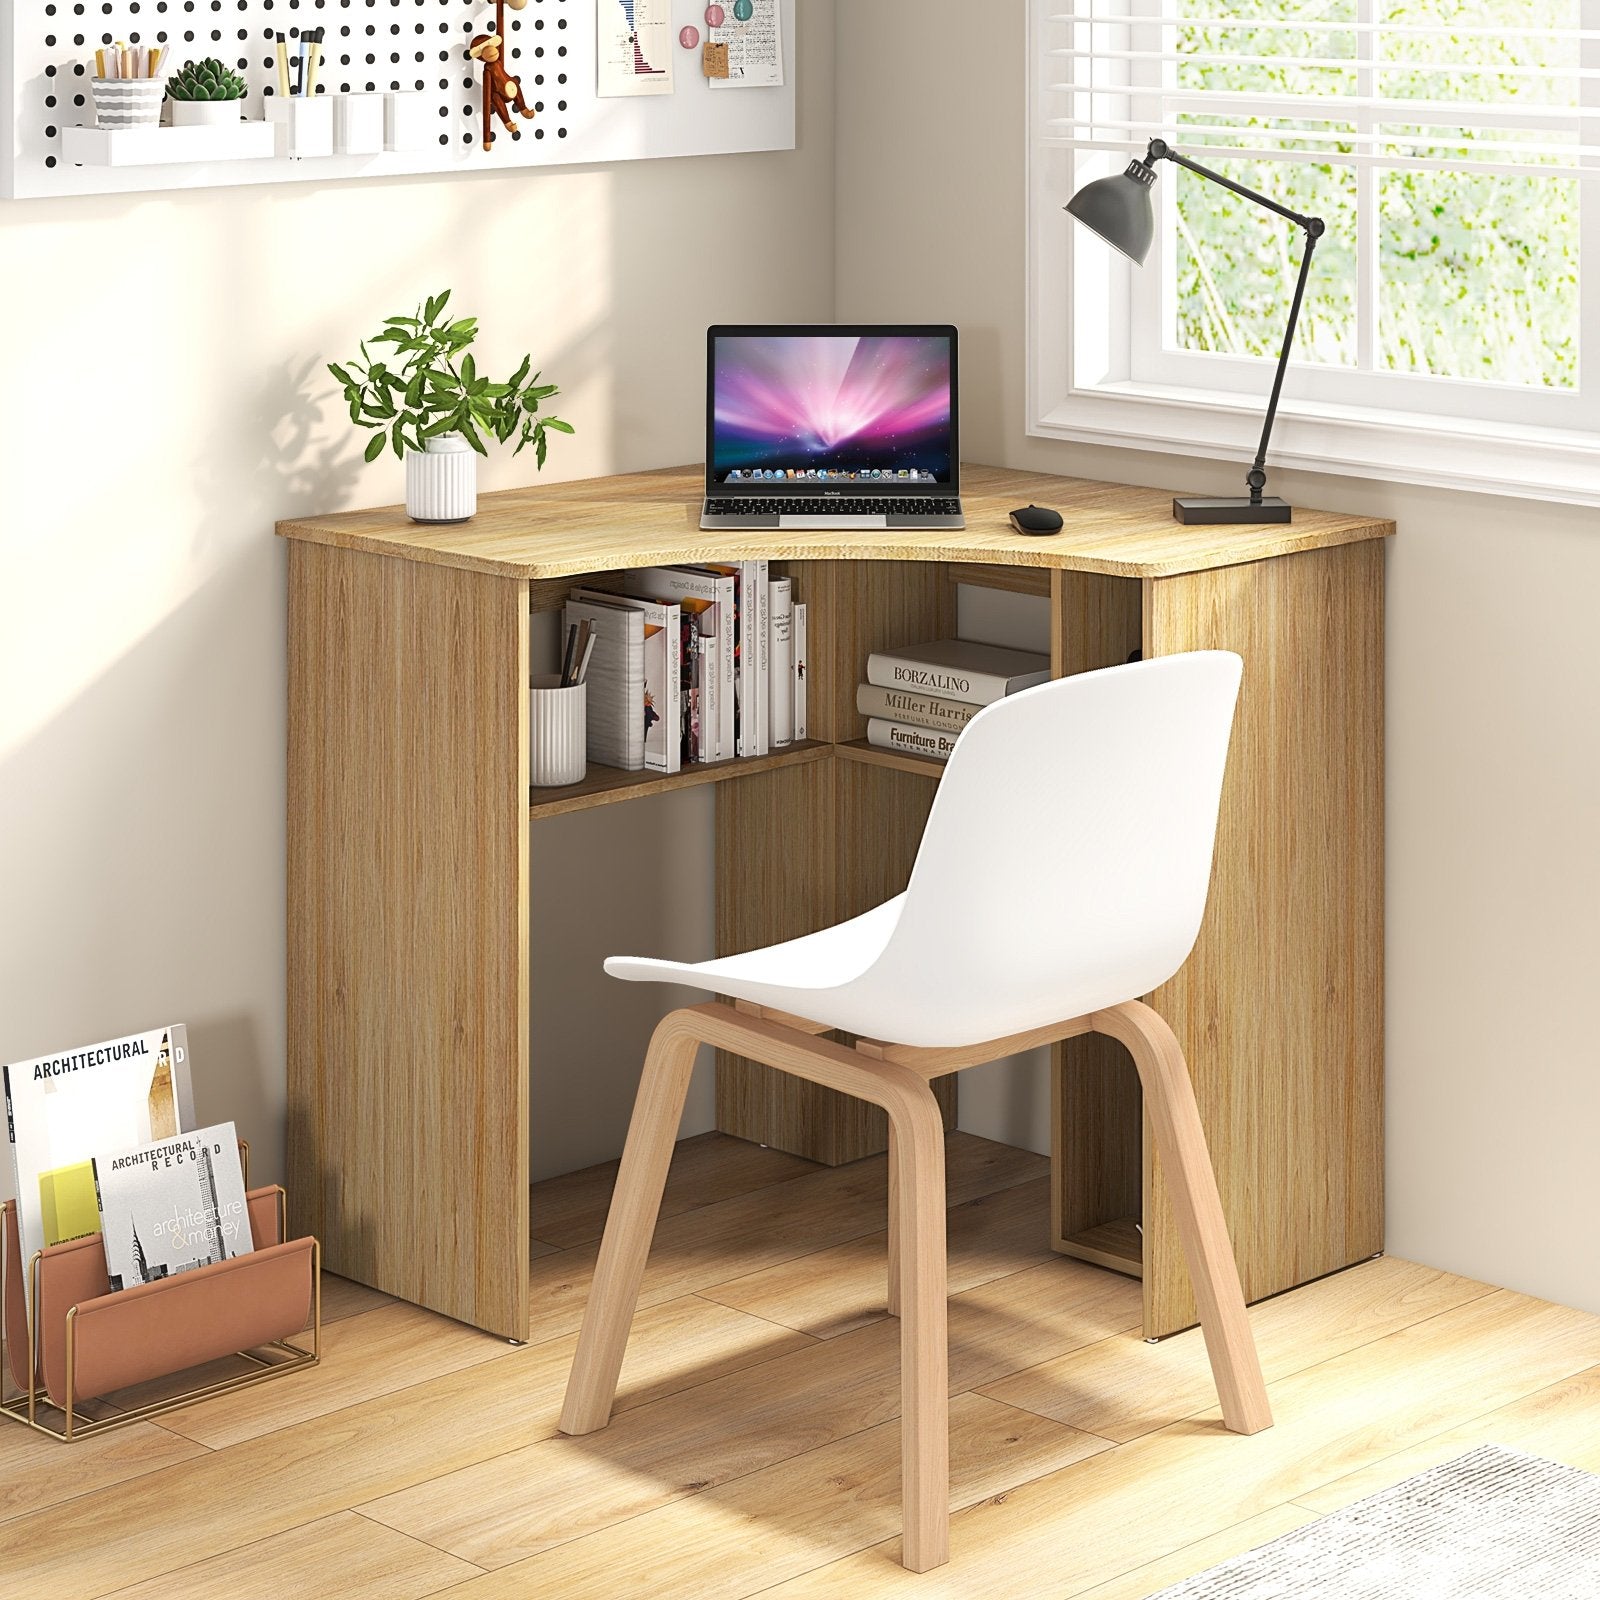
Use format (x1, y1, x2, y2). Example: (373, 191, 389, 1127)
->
(1172, 495, 1292, 525)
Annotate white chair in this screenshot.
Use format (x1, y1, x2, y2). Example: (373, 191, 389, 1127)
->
(560, 650, 1272, 1572)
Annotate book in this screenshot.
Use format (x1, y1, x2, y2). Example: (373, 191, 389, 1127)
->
(753, 560, 771, 756)
(595, 592, 681, 774)
(701, 563, 753, 758)
(793, 601, 808, 741)
(856, 681, 982, 735)
(769, 576, 793, 748)
(866, 718, 962, 762)
(94, 1121, 254, 1292)
(4, 1025, 197, 1315)
(564, 593, 646, 771)
(865, 639, 1051, 706)
(616, 566, 731, 763)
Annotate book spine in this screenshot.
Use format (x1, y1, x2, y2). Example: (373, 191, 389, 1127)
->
(865, 718, 959, 762)
(664, 605, 682, 774)
(753, 561, 770, 757)
(856, 682, 980, 734)
(769, 577, 793, 748)
(793, 602, 808, 742)
(731, 569, 750, 758)
(715, 577, 735, 760)
(865, 653, 1018, 706)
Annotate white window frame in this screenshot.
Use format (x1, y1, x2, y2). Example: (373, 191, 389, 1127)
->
(1026, 0, 1600, 507)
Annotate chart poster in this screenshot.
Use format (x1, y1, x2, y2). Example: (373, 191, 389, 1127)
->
(597, 0, 675, 97)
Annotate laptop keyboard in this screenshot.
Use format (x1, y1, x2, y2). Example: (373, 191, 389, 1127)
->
(705, 497, 962, 517)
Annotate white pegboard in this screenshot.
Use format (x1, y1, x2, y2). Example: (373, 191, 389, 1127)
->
(1, 0, 795, 198)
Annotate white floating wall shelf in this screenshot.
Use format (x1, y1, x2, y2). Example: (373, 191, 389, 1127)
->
(61, 121, 276, 169)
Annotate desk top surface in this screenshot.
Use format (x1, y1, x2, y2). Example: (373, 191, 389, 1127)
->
(276, 462, 1394, 581)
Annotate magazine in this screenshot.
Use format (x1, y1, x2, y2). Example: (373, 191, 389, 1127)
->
(94, 1121, 254, 1291)
(4, 1025, 196, 1311)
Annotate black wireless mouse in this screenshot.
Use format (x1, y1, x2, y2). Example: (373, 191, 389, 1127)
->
(1008, 504, 1064, 536)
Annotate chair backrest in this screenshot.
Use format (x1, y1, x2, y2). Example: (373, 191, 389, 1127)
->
(856, 651, 1242, 1046)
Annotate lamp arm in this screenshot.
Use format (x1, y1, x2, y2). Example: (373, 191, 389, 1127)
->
(1248, 225, 1318, 504)
(1144, 137, 1326, 507)
(1144, 138, 1321, 234)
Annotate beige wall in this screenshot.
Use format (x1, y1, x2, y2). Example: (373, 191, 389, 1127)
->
(0, 4, 836, 1196)
(838, 0, 1600, 1316)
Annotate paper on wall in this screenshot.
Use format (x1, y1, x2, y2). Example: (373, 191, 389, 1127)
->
(708, 0, 783, 89)
(596, 0, 675, 97)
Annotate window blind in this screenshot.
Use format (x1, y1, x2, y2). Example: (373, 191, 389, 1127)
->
(1042, 2, 1600, 182)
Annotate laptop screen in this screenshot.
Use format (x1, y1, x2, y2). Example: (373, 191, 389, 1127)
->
(707, 327, 957, 489)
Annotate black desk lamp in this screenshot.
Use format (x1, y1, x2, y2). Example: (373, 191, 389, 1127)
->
(1066, 137, 1325, 525)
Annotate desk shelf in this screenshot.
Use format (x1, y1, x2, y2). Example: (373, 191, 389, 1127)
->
(834, 738, 945, 781)
(530, 741, 829, 820)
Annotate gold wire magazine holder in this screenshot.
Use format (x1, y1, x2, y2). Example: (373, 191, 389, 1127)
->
(2, 1144, 320, 1442)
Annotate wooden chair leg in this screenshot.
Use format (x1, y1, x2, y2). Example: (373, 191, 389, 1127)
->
(559, 1010, 701, 1436)
(886, 1128, 900, 1318)
(1093, 1000, 1273, 1436)
(889, 1077, 949, 1573)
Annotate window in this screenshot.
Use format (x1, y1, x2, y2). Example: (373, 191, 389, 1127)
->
(1028, 0, 1600, 504)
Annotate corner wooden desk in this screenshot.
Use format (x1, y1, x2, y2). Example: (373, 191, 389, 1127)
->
(277, 463, 1391, 1342)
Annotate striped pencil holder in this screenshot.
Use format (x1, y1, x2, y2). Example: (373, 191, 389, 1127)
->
(530, 676, 586, 787)
(92, 77, 166, 129)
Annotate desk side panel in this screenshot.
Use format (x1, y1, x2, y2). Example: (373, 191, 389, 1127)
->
(1142, 540, 1385, 1336)
(287, 542, 530, 1338)
(1048, 572, 1146, 1267)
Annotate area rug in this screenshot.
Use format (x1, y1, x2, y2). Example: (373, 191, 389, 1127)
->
(1150, 1445, 1600, 1598)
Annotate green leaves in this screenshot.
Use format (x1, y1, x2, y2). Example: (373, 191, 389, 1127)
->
(329, 293, 575, 470)
(167, 56, 246, 102)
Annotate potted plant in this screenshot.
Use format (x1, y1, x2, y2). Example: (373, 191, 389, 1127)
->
(166, 58, 248, 126)
(329, 291, 573, 524)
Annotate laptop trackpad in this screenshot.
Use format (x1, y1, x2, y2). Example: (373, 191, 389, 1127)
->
(779, 515, 889, 530)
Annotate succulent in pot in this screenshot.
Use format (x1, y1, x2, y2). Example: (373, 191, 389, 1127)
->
(328, 289, 574, 524)
(167, 58, 247, 127)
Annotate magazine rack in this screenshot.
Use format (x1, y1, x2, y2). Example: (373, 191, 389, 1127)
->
(1, 1155, 320, 1442)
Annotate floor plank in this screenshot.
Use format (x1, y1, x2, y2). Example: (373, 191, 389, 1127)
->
(0, 1412, 207, 1527)
(530, 1130, 822, 1249)
(148, 1302, 514, 1450)
(430, 1396, 1105, 1599)
(318, 1275, 399, 1325)
(980, 1256, 1491, 1441)
(101, 1510, 480, 1600)
(530, 1238, 560, 1259)
(358, 1258, 1139, 1569)
(752, 1289, 1600, 1598)
(0, 1296, 810, 1600)
(703, 1176, 1054, 1340)
(1295, 1361, 1600, 1514)
(528, 1133, 1047, 1345)
(1070, 1505, 1320, 1600)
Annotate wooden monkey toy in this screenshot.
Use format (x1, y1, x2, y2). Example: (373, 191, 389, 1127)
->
(470, 0, 534, 152)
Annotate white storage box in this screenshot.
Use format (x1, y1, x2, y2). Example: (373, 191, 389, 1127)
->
(266, 96, 333, 159)
(332, 92, 385, 156)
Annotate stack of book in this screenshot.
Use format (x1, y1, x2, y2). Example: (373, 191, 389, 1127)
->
(857, 638, 1052, 761)
(563, 562, 808, 776)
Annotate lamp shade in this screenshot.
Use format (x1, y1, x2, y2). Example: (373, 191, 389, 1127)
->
(1065, 159, 1158, 265)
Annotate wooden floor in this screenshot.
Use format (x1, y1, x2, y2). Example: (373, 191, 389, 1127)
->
(5, 1131, 1600, 1599)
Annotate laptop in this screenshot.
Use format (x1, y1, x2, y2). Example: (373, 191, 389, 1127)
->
(702, 325, 965, 530)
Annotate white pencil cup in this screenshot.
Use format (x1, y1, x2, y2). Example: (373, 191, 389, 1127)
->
(266, 95, 333, 158)
(530, 676, 586, 787)
(92, 77, 165, 129)
(331, 92, 385, 155)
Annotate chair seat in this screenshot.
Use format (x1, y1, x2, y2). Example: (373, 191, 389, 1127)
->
(605, 894, 906, 1035)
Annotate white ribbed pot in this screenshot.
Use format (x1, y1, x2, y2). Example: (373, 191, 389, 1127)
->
(171, 98, 243, 127)
(405, 433, 476, 524)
